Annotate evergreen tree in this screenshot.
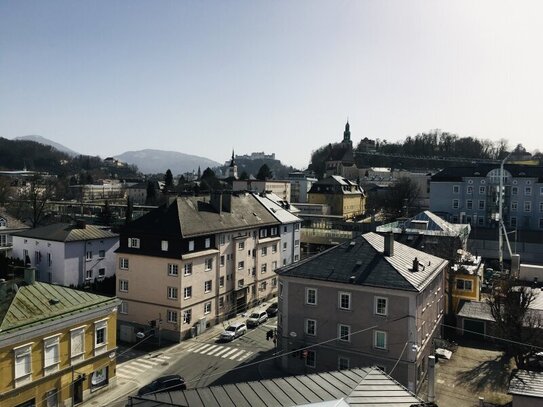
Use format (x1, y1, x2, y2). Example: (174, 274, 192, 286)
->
(125, 196, 133, 224)
(165, 169, 174, 189)
(256, 164, 272, 180)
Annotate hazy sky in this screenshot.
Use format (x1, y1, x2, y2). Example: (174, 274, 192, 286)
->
(2, 1, 543, 169)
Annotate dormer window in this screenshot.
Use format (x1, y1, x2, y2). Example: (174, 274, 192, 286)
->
(0, 218, 6, 228)
(128, 238, 140, 249)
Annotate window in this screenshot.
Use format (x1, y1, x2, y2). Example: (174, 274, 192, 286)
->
(452, 199, 459, 209)
(183, 286, 192, 299)
(0, 217, 5, 227)
(338, 324, 351, 342)
(219, 234, 225, 245)
(294, 223, 300, 230)
(168, 264, 179, 276)
(45, 389, 58, 407)
(338, 357, 350, 370)
(205, 238, 211, 248)
(540, 202, 543, 212)
(466, 200, 473, 210)
(283, 242, 287, 251)
(14, 343, 32, 384)
(261, 247, 268, 256)
(539, 219, 543, 229)
(511, 217, 517, 228)
(161, 240, 168, 251)
(272, 244, 277, 253)
(374, 330, 387, 349)
(70, 327, 85, 364)
(338, 292, 351, 310)
(261, 263, 267, 273)
(524, 201, 532, 212)
(86, 251, 92, 261)
(43, 336, 60, 374)
(119, 301, 128, 314)
(238, 261, 245, 270)
(479, 186, 486, 194)
(295, 254, 299, 261)
(456, 279, 473, 291)
(478, 217, 484, 226)
(525, 187, 532, 196)
(86, 269, 93, 280)
(238, 279, 244, 288)
(512, 186, 518, 196)
(98, 250, 105, 258)
(272, 277, 277, 287)
(279, 282, 284, 297)
(47, 253, 53, 266)
(305, 288, 317, 305)
(219, 296, 224, 308)
(188, 240, 194, 251)
(540, 187, 543, 196)
(305, 319, 317, 336)
(167, 287, 178, 300)
(219, 276, 225, 287)
(306, 350, 316, 368)
(511, 201, 518, 211)
(204, 280, 212, 293)
(220, 255, 225, 267)
(259, 229, 268, 238)
(272, 261, 278, 271)
(271, 227, 278, 235)
(205, 258, 213, 271)
(128, 238, 140, 248)
(375, 297, 388, 316)
(238, 241, 245, 250)
(98, 268, 105, 278)
(94, 320, 108, 355)
(184, 263, 192, 276)
(294, 239, 300, 247)
(467, 186, 473, 194)
(167, 310, 178, 324)
(204, 301, 211, 314)
(259, 281, 267, 290)
(119, 258, 129, 270)
(183, 309, 192, 324)
(452, 185, 459, 194)
(478, 200, 485, 210)
(119, 279, 129, 292)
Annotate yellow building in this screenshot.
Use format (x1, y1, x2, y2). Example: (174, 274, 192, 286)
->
(0, 268, 120, 407)
(451, 255, 484, 313)
(308, 175, 366, 220)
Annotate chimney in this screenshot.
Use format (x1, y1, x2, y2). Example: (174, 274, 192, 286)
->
(412, 257, 419, 272)
(24, 267, 36, 285)
(210, 191, 222, 214)
(384, 233, 394, 257)
(428, 355, 436, 403)
(222, 191, 232, 213)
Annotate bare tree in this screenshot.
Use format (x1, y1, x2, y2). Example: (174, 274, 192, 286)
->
(487, 279, 543, 368)
(11, 176, 56, 227)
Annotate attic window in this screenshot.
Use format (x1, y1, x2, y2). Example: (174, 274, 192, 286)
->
(474, 172, 480, 176)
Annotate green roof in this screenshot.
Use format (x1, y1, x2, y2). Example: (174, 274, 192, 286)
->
(0, 281, 118, 334)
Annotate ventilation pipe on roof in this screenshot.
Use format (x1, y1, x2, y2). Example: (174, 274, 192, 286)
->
(24, 267, 36, 285)
(428, 355, 436, 403)
(210, 191, 222, 214)
(222, 191, 232, 212)
(412, 258, 419, 273)
(384, 233, 394, 257)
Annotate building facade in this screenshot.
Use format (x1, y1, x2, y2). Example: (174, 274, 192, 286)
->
(232, 180, 291, 202)
(116, 192, 286, 343)
(308, 175, 366, 219)
(0, 269, 120, 407)
(276, 232, 448, 393)
(12, 222, 119, 286)
(0, 209, 30, 257)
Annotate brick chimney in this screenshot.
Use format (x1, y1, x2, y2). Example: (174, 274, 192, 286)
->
(384, 233, 394, 257)
(222, 191, 232, 213)
(210, 191, 222, 214)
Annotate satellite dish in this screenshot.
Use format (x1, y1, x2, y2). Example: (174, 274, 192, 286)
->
(136, 332, 145, 339)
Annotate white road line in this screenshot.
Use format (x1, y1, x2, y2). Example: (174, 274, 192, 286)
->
(124, 365, 146, 373)
(237, 351, 253, 361)
(192, 343, 213, 353)
(213, 347, 231, 357)
(116, 371, 136, 379)
(229, 350, 245, 360)
(131, 361, 154, 370)
(206, 346, 225, 356)
(262, 325, 276, 329)
(199, 344, 220, 355)
(138, 359, 160, 366)
(157, 355, 171, 360)
(221, 348, 239, 358)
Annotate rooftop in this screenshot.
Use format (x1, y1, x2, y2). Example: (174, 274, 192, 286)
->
(12, 222, 118, 242)
(431, 164, 543, 182)
(508, 369, 543, 398)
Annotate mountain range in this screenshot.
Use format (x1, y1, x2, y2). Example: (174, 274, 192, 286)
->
(15, 135, 80, 157)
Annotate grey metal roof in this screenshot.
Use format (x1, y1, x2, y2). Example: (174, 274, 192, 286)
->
(509, 369, 543, 398)
(278, 232, 447, 292)
(0, 208, 30, 230)
(456, 301, 495, 322)
(130, 368, 422, 406)
(0, 281, 119, 334)
(377, 211, 470, 237)
(12, 222, 118, 242)
(431, 164, 543, 182)
(253, 193, 302, 224)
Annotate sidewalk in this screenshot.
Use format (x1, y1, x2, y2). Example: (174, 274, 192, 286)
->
(82, 300, 277, 407)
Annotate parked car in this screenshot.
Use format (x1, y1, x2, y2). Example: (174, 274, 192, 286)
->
(137, 375, 186, 396)
(266, 302, 278, 317)
(246, 311, 268, 327)
(220, 322, 247, 341)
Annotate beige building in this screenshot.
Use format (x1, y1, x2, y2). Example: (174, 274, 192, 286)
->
(308, 175, 366, 219)
(116, 192, 283, 343)
(232, 179, 291, 202)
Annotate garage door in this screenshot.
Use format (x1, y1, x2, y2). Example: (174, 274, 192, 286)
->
(463, 318, 485, 340)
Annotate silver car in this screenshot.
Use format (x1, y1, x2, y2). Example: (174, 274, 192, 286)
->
(220, 322, 247, 341)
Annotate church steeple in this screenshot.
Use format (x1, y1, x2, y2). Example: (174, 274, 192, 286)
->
(229, 149, 236, 167)
(228, 149, 238, 179)
(343, 120, 351, 143)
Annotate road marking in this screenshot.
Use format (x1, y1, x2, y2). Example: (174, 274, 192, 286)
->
(237, 351, 254, 361)
(221, 348, 239, 358)
(262, 325, 276, 329)
(131, 361, 155, 370)
(200, 345, 220, 355)
(157, 355, 171, 360)
(138, 358, 160, 366)
(191, 343, 213, 353)
(229, 350, 245, 360)
(124, 364, 145, 373)
(213, 347, 231, 357)
(206, 346, 226, 355)
(116, 371, 136, 379)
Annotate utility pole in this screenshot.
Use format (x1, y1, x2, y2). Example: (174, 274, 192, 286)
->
(498, 145, 519, 273)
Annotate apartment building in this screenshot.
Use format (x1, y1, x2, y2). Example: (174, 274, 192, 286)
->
(0, 268, 120, 407)
(287, 172, 318, 203)
(0, 209, 29, 257)
(232, 180, 291, 202)
(12, 222, 119, 286)
(116, 192, 283, 343)
(308, 175, 366, 219)
(276, 232, 448, 393)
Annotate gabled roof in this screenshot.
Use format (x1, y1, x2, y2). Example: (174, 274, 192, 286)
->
(253, 193, 302, 224)
(12, 223, 118, 242)
(122, 194, 280, 238)
(431, 164, 543, 182)
(277, 232, 447, 292)
(131, 367, 422, 406)
(509, 370, 543, 398)
(0, 281, 118, 334)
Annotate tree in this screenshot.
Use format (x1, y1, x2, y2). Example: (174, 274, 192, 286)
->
(125, 196, 133, 224)
(239, 171, 249, 180)
(487, 279, 543, 368)
(146, 181, 157, 205)
(256, 164, 272, 181)
(10, 175, 56, 227)
(200, 168, 222, 191)
(165, 169, 174, 190)
(97, 200, 114, 226)
(366, 177, 422, 221)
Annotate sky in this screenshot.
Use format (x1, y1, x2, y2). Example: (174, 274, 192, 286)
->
(1, 0, 543, 169)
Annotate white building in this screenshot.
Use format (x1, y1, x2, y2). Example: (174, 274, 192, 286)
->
(11, 222, 119, 286)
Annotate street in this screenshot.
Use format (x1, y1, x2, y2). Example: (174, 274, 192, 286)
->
(103, 311, 280, 407)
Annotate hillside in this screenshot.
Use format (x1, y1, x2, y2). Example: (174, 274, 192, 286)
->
(14, 135, 80, 156)
(115, 149, 220, 175)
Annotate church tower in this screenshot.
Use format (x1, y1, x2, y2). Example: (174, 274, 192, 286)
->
(343, 121, 352, 144)
(227, 150, 238, 179)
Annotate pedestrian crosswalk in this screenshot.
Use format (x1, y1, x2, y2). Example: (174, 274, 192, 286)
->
(186, 343, 254, 362)
(116, 354, 172, 380)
